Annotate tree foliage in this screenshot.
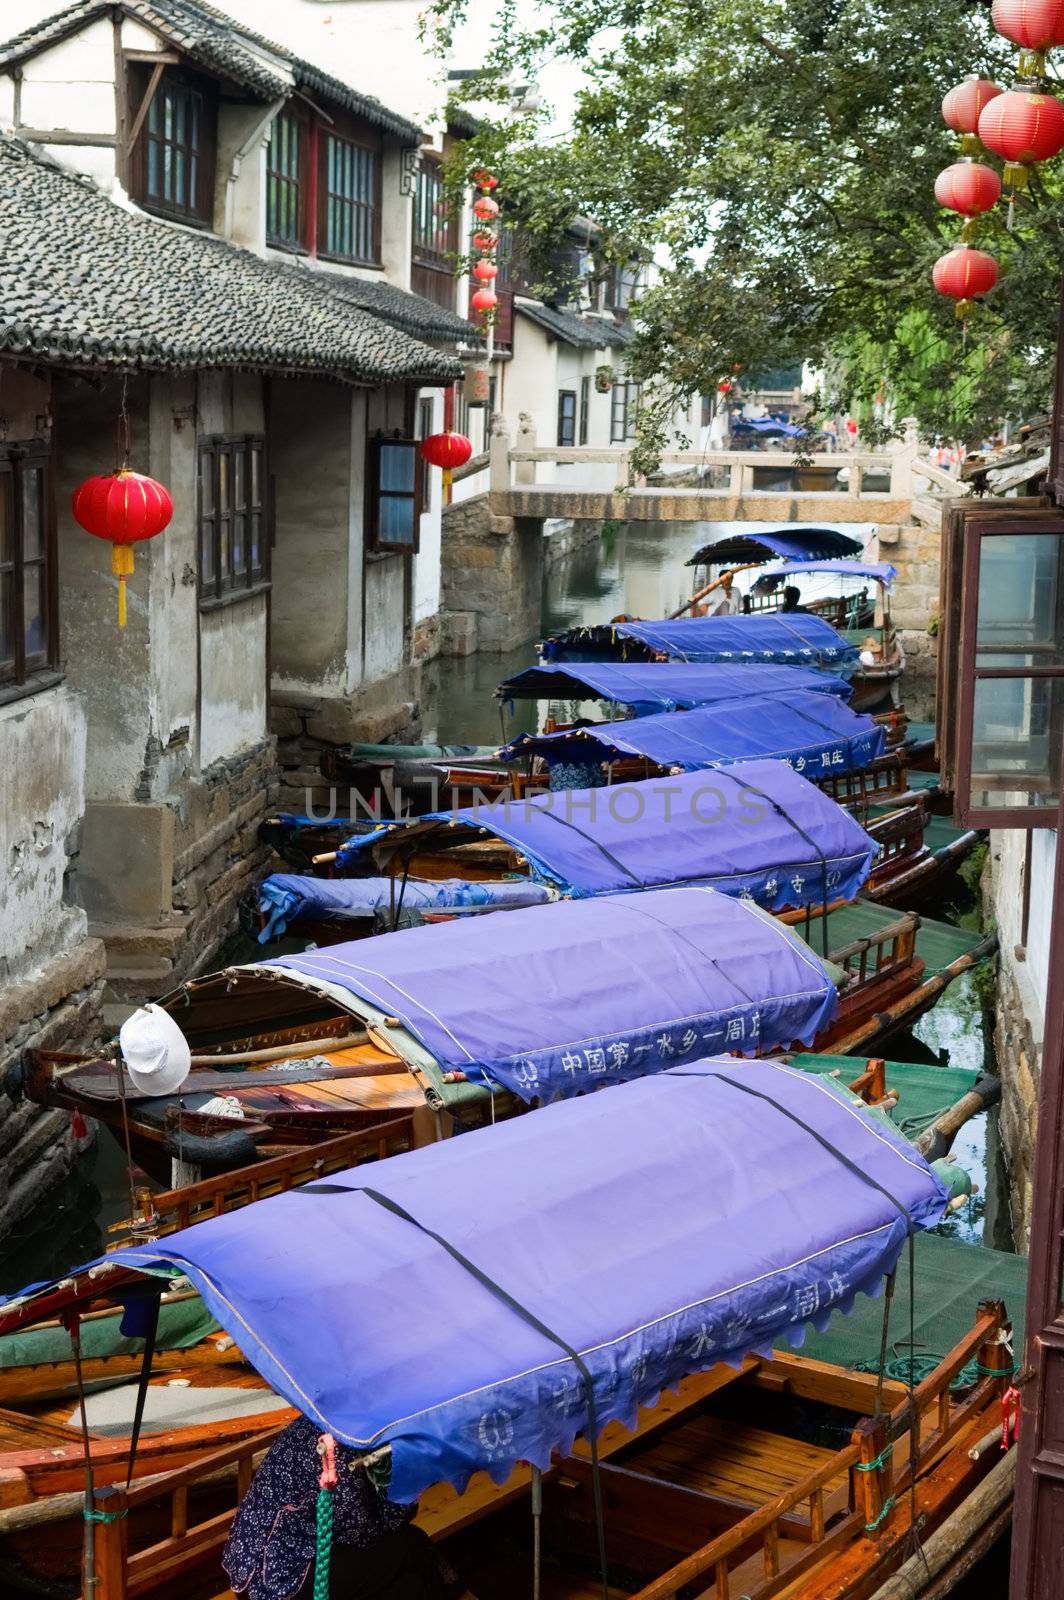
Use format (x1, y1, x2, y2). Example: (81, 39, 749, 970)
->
(441, 0, 1064, 454)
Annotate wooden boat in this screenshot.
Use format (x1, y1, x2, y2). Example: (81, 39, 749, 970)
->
(0, 1060, 1018, 1600)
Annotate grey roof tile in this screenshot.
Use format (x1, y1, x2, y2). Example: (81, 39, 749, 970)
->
(515, 300, 633, 350)
(306, 268, 477, 343)
(0, 137, 462, 385)
(0, 0, 423, 142)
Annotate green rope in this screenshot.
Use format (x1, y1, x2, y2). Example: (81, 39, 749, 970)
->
(865, 1494, 896, 1533)
(314, 1484, 334, 1600)
(84, 1507, 128, 1524)
(855, 1443, 894, 1472)
(976, 1360, 1018, 1376)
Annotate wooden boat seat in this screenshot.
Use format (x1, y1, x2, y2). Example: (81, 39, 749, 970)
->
(625, 1415, 849, 1522)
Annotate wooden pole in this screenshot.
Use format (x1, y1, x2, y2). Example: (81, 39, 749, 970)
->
(91, 1483, 129, 1600)
(868, 1448, 1015, 1600)
(850, 1415, 893, 1535)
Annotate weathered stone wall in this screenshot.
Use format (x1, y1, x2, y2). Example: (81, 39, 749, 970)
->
(439, 492, 544, 655)
(271, 676, 422, 814)
(875, 521, 940, 705)
(544, 519, 602, 571)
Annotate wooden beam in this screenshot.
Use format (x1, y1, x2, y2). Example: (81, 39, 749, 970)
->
(14, 130, 118, 146)
(126, 60, 165, 156)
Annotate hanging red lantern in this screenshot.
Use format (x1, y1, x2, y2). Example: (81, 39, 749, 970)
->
(932, 246, 999, 317)
(419, 430, 473, 498)
(473, 169, 498, 190)
(473, 258, 498, 282)
(473, 195, 499, 221)
(934, 160, 1002, 215)
(471, 286, 498, 313)
(717, 379, 732, 394)
(979, 88, 1064, 185)
(473, 231, 497, 252)
(845, 418, 859, 436)
(71, 468, 173, 626)
(942, 77, 1004, 137)
(991, 0, 1064, 52)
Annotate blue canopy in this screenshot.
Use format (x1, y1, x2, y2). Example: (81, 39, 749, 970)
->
(541, 613, 859, 668)
(500, 691, 886, 778)
(96, 1060, 947, 1501)
(759, 558, 897, 587)
(377, 763, 878, 912)
(731, 417, 806, 437)
(267, 886, 839, 1100)
(496, 660, 851, 714)
(257, 875, 553, 942)
(688, 528, 865, 568)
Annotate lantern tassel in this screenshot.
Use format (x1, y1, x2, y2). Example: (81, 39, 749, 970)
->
(442, 467, 453, 504)
(112, 543, 135, 628)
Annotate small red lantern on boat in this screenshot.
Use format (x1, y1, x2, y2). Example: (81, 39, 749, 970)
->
(932, 246, 999, 317)
(471, 286, 498, 313)
(71, 468, 173, 626)
(473, 258, 498, 281)
(473, 195, 499, 222)
(420, 430, 473, 498)
(978, 89, 1064, 186)
(934, 161, 1002, 215)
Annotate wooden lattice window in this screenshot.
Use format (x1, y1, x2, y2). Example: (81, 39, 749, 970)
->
(132, 69, 215, 225)
(367, 437, 424, 554)
(322, 134, 380, 264)
(0, 445, 58, 697)
(557, 390, 577, 448)
(267, 107, 306, 248)
(198, 436, 268, 605)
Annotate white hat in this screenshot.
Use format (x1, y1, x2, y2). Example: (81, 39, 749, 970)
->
(119, 1004, 192, 1097)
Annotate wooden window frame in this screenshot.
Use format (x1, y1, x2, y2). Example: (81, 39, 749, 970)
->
(366, 435, 424, 557)
(197, 435, 269, 609)
(412, 158, 454, 269)
(557, 389, 577, 448)
(0, 443, 60, 703)
(610, 380, 641, 443)
(319, 122, 382, 267)
(579, 375, 591, 446)
(951, 505, 1064, 826)
(266, 105, 310, 252)
(127, 64, 216, 227)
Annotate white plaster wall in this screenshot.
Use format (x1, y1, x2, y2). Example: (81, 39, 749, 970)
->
(992, 825, 1057, 1026)
(0, 686, 88, 978)
(199, 596, 269, 767)
(1026, 830, 1056, 1011)
(17, 18, 117, 136)
(414, 388, 443, 623)
(148, 372, 199, 772)
(346, 389, 368, 692)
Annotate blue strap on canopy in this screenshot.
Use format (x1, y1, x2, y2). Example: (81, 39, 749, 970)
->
(499, 690, 886, 777)
(257, 875, 553, 942)
(759, 558, 897, 586)
(495, 660, 851, 714)
(392, 762, 877, 910)
(267, 885, 840, 1099)
(541, 613, 859, 668)
(94, 1060, 947, 1502)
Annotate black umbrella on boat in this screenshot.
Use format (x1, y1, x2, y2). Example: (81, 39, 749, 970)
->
(687, 527, 864, 568)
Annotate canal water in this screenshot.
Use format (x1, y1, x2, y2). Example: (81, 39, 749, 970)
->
(1, 518, 1015, 1592)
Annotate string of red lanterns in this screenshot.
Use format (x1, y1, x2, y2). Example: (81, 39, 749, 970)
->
(934, 9, 1064, 319)
(470, 172, 500, 324)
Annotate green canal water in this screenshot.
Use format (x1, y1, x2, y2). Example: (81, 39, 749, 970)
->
(1, 519, 1016, 1594)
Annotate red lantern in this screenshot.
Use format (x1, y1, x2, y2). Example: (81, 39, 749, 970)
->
(71, 468, 173, 625)
(471, 286, 498, 313)
(473, 259, 498, 282)
(934, 160, 1002, 215)
(979, 89, 1064, 184)
(942, 77, 1004, 135)
(473, 231, 497, 252)
(991, 0, 1064, 50)
(473, 195, 499, 221)
(717, 380, 732, 394)
(473, 169, 498, 190)
(932, 246, 999, 317)
(845, 418, 859, 436)
(419, 430, 473, 498)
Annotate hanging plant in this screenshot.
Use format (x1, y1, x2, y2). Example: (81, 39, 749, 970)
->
(595, 364, 616, 393)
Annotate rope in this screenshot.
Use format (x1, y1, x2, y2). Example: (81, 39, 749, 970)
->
(84, 1508, 128, 1524)
(313, 1433, 337, 1600)
(865, 1494, 897, 1533)
(855, 1443, 894, 1472)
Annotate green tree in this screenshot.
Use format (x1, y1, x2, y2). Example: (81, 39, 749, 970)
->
(442, 0, 1064, 462)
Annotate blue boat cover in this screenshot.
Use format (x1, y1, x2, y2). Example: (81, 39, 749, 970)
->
(383, 763, 877, 911)
(541, 613, 859, 668)
(688, 528, 864, 567)
(267, 886, 839, 1099)
(759, 558, 897, 586)
(100, 1060, 948, 1500)
(496, 661, 851, 714)
(500, 690, 886, 777)
(257, 875, 553, 942)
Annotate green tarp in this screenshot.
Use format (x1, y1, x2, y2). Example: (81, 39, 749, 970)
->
(796, 1053, 981, 1141)
(796, 901, 987, 977)
(0, 1294, 220, 1371)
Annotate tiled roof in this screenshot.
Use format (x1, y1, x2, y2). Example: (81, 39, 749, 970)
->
(0, 137, 461, 385)
(0, 0, 423, 142)
(308, 269, 476, 344)
(515, 300, 633, 350)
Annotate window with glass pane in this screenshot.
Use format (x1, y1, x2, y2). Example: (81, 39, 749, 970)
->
(323, 135, 379, 263)
(0, 448, 57, 694)
(137, 72, 211, 223)
(557, 390, 576, 447)
(368, 438, 423, 554)
(267, 108, 305, 247)
(413, 161, 450, 264)
(198, 436, 268, 605)
(956, 519, 1064, 824)
(610, 381, 641, 442)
